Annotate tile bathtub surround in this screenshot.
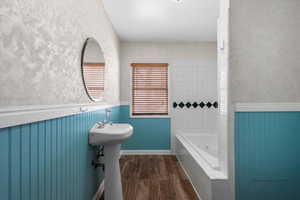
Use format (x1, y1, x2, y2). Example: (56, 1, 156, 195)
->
(0, 107, 120, 200)
(171, 63, 218, 138)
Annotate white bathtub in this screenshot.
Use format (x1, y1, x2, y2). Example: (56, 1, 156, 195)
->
(175, 133, 229, 200)
(181, 134, 219, 170)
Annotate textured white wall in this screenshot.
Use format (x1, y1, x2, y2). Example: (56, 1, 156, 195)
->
(0, 0, 120, 106)
(230, 0, 300, 103)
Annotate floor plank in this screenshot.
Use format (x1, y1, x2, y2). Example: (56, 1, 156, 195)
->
(119, 155, 198, 200)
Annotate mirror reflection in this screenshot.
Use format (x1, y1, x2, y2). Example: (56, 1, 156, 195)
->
(81, 38, 105, 102)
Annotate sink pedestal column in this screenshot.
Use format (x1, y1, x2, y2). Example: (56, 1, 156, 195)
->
(104, 144, 123, 200)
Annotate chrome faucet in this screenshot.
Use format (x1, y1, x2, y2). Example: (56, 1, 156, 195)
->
(97, 108, 112, 128)
(105, 108, 112, 124)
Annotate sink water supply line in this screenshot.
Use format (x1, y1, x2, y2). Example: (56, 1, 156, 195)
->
(92, 146, 105, 171)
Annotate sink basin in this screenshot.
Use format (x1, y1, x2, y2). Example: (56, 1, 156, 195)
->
(89, 123, 133, 145)
(89, 123, 133, 200)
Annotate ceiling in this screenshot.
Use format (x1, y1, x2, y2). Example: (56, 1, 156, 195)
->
(102, 0, 219, 42)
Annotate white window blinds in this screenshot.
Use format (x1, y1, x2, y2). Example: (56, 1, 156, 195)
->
(82, 62, 105, 100)
(131, 63, 169, 116)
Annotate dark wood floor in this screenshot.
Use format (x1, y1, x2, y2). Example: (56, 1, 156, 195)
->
(118, 155, 198, 200)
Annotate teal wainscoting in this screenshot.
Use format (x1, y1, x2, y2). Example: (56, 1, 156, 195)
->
(235, 112, 300, 200)
(0, 106, 120, 200)
(119, 105, 171, 150)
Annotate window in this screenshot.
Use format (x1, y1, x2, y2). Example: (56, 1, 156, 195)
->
(82, 62, 105, 100)
(131, 63, 169, 116)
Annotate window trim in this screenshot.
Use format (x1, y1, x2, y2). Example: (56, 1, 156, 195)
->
(129, 63, 171, 118)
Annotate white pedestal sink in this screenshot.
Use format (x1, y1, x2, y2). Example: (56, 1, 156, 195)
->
(89, 123, 133, 200)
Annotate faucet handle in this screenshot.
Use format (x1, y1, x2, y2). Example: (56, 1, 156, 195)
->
(97, 121, 105, 128)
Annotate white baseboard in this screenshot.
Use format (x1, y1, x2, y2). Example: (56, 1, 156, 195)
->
(121, 150, 173, 155)
(92, 180, 105, 200)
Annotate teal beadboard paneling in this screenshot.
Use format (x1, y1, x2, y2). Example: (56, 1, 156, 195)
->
(119, 105, 171, 150)
(0, 106, 120, 200)
(0, 128, 9, 199)
(235, 112, 300, 200)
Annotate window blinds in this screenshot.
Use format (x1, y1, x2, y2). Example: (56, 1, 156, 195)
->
(131, 63, 169, 116)
(82, 63, 105, 100)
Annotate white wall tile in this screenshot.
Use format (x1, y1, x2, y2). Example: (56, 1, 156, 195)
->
(171, 62, 218, 149)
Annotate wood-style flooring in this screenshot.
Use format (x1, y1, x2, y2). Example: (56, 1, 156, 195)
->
(106, 155, 199, 200)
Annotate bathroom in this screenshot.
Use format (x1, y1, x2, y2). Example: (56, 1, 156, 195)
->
(0, 0, 300, 200)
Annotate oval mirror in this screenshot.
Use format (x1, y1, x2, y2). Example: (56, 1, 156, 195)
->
(81, 38, 105, 102)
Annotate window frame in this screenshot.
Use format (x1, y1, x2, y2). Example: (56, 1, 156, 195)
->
(130, 63, 171, 118)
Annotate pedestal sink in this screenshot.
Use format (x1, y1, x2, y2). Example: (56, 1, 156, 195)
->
(89, 123, 133, 200)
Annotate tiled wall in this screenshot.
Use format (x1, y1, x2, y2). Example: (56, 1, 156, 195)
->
(171, 62, 218, 149)
(0, 107, 120, 200)
(235, 112, 300, 200)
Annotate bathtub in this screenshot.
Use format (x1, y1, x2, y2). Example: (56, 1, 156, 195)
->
(181, 134, 219, 170)
(175, 133, 229, 200)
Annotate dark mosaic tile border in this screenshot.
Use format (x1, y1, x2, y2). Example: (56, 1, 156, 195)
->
(173, 101, 218, 109)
